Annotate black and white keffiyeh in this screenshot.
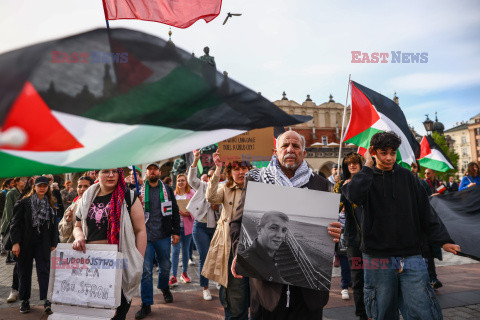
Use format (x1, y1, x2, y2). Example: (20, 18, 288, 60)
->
(30, 193, 53, 230)
(248, 156, 313, 187)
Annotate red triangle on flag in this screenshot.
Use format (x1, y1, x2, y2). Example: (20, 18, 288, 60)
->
(343, 82, 381, 142)
(1, 81, 84, 151)
(419, 136, 432, 159)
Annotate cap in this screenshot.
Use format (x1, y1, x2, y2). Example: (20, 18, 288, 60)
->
(34, 176, 50, 186)
(146, 163, 160, 170)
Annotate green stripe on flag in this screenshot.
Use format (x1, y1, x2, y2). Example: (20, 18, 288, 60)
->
(0, 151, 89, 178)
(345, 127, 383, 147)
(419, 158, 452, 173)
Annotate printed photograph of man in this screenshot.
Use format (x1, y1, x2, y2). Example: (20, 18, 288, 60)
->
(236, 211, 290, 284)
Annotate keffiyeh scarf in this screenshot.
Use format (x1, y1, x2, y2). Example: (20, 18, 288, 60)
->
(106, 169, 126, 245)
(248, 156, 313, 187)
(31, 193, 52, 230)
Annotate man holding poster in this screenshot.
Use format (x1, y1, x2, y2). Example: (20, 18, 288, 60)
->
(230, 131, 342, 320)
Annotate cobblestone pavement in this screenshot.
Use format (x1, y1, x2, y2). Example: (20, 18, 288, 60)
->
(0, 248, 478, 319)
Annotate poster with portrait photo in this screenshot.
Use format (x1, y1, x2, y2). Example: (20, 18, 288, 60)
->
(236, 181, 340, 291)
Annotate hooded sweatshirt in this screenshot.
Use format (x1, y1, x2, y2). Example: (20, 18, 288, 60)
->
(342, 163, 453, 257)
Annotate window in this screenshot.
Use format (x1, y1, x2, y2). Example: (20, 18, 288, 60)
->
(476, 128, 480, 135)
(477, 139, 480, 147)
(322, 136, 328, 145)
(461, 136, 467, 144)
(462, 148, 468, 156)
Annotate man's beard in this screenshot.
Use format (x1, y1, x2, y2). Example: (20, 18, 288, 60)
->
(148, 175, 159, 183)
(282, 154, 299, 169)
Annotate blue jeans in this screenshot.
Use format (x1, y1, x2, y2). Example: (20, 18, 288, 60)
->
(171, 227, 193, 277)
(192, 221, 216, 287)
(363, 254, 442, 320)
(340, 254, 352, 289)
(141, 237, 172, 306)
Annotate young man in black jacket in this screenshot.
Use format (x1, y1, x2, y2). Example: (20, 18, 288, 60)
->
(342, 132, 459, 320)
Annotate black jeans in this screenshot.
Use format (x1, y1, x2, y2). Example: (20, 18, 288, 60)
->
(12, 262, 19, 290)
(112, 292, 131, 320)
(17, 231, 50, 301)
(347, 246, 367, 318)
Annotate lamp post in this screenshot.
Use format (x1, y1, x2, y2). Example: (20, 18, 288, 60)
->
(423, 114, 434, 136)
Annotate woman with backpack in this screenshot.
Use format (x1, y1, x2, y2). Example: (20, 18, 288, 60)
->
(72, 168, 146, 320)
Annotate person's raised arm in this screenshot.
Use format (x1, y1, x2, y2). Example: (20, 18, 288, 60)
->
(206, 152, 224, 205)
(130, 198, 147, 257)
(188, 150, 203, 190)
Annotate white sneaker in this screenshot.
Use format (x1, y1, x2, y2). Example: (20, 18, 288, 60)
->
(215, 282, 221, 290)
(341, 289, 350, 300)
(189, 258, 195, 266)
(6, 289, 19, 303)
(203, 289, 212, 301)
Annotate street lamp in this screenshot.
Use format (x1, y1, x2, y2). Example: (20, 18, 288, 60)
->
(423, 114, 434, 135)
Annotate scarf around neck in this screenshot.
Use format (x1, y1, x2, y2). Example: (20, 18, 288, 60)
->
(106, 169, 126, 245)
(248, 156, 313, 187)
(30, 193, 52, 230)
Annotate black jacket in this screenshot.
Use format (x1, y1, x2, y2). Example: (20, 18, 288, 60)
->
(152, 184, 180, 239)
(10, 197, 59, 260)
(446, 181, 459, 193)
(342, 163, 453, 257)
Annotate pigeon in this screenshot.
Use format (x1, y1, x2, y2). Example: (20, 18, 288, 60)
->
(223, 12, 242, 25)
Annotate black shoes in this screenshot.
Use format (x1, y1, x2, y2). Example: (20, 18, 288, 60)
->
(162, 287, 173, 303)
(20, 300, 30, 313)
(44, 299, 52, 314)
(135, 303, 151, 319)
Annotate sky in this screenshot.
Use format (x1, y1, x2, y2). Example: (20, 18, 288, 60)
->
(1, 0, 479, 136)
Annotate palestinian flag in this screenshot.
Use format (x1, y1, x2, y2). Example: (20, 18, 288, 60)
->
(418, 136, 455, 172)
(0, 28, 309, 178)
(343, 81, 420, 168)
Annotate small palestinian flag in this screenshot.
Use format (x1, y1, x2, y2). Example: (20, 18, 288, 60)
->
(0, 28, 309, 178)
(418, 136, 455, 172)
(343, 81, 420, 168)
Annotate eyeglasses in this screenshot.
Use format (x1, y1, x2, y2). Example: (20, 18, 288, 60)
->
(99, 170, 119, 176)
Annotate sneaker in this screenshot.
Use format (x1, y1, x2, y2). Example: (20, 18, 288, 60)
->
(431, 279, 443, 290)
(5, 257, 15, 264)
(134, 303, 151, 319)
(44, 300, 52, 314)
(215, 282, 221, 290)
(156, 266, 160, 272)
(6, 289, 18, 302)
(181, 272, 191, 283)
(203, 289, 212, 301)
(20, 300, 30, 313)
(341, 289, 350, 300)
(162, 288, 173, 303)
(189, 258, 195, 266)
(169, 276, 178, 287)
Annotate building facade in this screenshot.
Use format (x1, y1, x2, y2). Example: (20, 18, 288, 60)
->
(444, 123, 471, 178)
(468, 113, 480, 163)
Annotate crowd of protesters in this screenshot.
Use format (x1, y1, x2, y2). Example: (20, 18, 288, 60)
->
(1, 130, 479, 320)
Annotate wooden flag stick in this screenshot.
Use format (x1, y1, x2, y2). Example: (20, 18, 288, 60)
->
(337, 74, 351, 172)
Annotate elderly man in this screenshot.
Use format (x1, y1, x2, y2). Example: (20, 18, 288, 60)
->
(237, 211, 289, 284)
(230, 130, 341, 320)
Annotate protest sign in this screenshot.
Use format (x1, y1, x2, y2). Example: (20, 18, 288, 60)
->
(177, 199, 190, 212)
(236, 182, 340, 291)
(218, 127, 274, 163)
(48, 244, 123, 319)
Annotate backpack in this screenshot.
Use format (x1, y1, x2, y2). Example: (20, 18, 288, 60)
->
(124, 189, 138, 214)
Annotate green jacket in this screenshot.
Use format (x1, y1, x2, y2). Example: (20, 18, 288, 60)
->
(0, 188, 21, 234)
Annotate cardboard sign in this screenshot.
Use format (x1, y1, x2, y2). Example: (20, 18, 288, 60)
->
(177, 199, 190, 212)
(48, 244, 123, 311)
(218, 127, 274, 163)
(236, 182, 340, 291)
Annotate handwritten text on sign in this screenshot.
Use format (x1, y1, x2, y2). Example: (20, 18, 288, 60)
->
(51, 249, 120, 308)
(218, 127, 274, 163)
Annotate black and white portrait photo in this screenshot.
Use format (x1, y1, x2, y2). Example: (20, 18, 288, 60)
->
(236, 182, 340, 291)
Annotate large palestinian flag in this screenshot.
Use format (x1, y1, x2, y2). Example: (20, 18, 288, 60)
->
(343, 81, 420, 168)
(0, 28, 309, 178)
(418, 136, 455, 172)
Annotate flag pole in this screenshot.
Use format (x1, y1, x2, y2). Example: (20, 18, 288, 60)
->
(101, 0, 111, 31)
(337, 74, 351, 172)
(132, 165, 140, 194)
